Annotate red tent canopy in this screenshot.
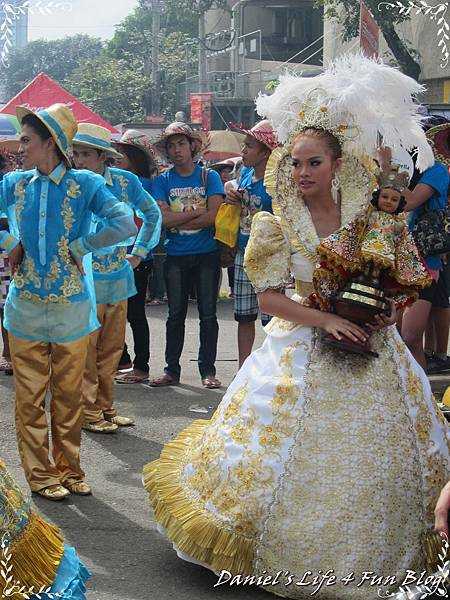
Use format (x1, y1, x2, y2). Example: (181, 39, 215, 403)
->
(0, 72, 117, 133)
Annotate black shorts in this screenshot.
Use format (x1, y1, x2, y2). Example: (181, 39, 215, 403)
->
(419, 270, 450, 308)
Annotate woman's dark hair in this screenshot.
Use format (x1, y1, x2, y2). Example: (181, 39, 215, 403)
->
(0, 154, 6, 172)
(371, 188, 406, 214)
(295, 127, 342, 161)
(21, 113, 68, 165)
(118, 144, 156, 178)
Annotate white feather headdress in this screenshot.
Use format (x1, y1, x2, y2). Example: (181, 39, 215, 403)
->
(256, 54, 434, 172)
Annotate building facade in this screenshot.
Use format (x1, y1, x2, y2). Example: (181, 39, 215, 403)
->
(323, 9, 450, 106)
(179, 0, 323, 128)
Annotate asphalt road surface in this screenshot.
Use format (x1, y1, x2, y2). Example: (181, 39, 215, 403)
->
(0, 298, 273, 600)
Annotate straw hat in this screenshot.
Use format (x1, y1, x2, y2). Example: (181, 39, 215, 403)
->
(113, 129, 157, 165)
(210, 158, 236, 171)
(154, 122, 206, 161)
(233, 119, 279, 151)
(72, 123, 123, 159)
(16, 103, 77, 161)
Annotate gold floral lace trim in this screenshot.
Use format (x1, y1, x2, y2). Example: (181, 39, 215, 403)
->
(255, 331, 427, 598)
(265, 147, 374, 261)
(143, 419, 255, 574)
(243, 212, 292, 293)
(0, 512, 64, 596)
(393, 337, 450, 523)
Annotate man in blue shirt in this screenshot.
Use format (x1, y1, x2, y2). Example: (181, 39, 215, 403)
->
(149, 122, 224, 388)
(0, 104, 137, 500)
(225, 120, 279, 367)
(402, 159, 450, 368)
(72, 123, 161, 433)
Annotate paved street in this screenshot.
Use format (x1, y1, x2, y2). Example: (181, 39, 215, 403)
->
(0, 297, 272, 600)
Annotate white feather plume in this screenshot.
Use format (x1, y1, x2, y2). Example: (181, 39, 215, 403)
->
(256, 54, 434, 172)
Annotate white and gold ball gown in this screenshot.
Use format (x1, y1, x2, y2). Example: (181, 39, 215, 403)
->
(143, 153, 450, 599)
(0, 457, 90, 599)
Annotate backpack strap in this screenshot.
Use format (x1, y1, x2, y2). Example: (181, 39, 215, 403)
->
(201, 166, 210, 207)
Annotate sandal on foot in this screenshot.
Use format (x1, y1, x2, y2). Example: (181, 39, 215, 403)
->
(34, 484, 70, 501)
(0, 357, 13, 375)
(65, 481, 92, 496)
(202, 376, 222, 389)
(82, 419, 118, 434)
(148, 373, 179, 387)
(115, 371, 149, 384)
(106, 415, 135, 427)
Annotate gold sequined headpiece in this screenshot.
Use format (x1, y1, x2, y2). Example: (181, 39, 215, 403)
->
(377, 165, 410, 193)
(256, 54, 434, 172)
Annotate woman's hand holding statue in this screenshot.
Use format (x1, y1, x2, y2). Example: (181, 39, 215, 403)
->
(319, 312, 368, 344)
(365, 300, 397, 332)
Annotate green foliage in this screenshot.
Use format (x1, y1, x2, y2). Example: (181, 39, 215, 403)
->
(318, 0, 408, 42)
(0, 34, 103, 99)
(106, 5, 198, 119)
(138, 0, 228, 21)
(0, 3, 207, 124)
(65, 58, 151, 125)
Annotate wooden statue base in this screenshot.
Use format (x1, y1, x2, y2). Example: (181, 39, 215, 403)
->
(323, 332, 379, 358)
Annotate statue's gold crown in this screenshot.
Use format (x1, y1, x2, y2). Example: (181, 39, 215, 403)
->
(377, 165, 409, 192)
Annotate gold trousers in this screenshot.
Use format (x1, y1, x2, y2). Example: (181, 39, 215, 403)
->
(83, 300, 127, 424)
(10, 334, 89, 492)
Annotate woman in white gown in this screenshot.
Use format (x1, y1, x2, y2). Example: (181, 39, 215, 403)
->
(143, 55, 450, 599)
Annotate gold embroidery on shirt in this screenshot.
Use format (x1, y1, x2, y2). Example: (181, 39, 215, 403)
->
(92, 247, 127, 273)
(66, 179, 81, 199)
(57, 237, 82, 297)
(44, 256, 61, 290)
(14, 179, 26, 225)
(113, 174, 130, 205)
(19, 290, 70, 305)
(61, 196, 74, 233)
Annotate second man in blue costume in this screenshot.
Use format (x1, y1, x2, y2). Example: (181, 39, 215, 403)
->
(72, 123, 161, 434)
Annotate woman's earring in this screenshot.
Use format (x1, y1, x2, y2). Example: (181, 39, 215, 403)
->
(331, 175, 340, 205)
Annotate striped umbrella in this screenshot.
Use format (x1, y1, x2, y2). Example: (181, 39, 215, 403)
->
(0, 114, 20, 137)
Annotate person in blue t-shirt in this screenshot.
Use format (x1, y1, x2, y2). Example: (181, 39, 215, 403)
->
(225, 120, 279, 368)
(149, 123, 224, 389)
(400, 157, 450, 369)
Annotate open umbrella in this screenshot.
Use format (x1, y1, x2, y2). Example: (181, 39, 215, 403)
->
(0, 139, 20, 153)
(0, 114, 20, 137)
(203, 130, 244, 161)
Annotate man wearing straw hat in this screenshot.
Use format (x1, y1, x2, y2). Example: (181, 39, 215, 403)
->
(72, 123, 161, 433)
(149, 122, 224, 389)
(0, 104, 137, 500)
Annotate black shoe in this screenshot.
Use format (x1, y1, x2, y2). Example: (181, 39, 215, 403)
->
(427, 356, 450, 375)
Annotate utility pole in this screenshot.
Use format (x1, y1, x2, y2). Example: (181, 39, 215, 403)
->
(198, 12, 207, 93)
(143, 0, 162, 118)
(151, 0, 162, 116)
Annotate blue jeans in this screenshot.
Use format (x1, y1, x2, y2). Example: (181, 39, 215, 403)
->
(164, 251, 220, 379)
